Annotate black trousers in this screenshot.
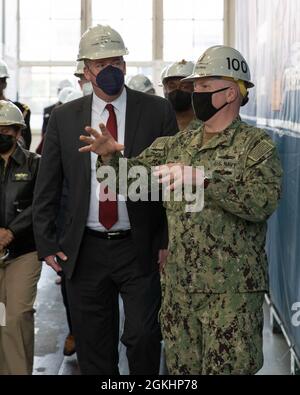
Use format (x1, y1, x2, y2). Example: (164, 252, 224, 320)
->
(61, 273, 73, 334)
(66, 232, 162, 375)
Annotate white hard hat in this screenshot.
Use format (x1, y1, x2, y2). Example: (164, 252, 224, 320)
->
(77, 25, 129, 61)
(159, 65, 169, 87)
(183, 45, 254, 87)
(74, 61, 85, 77)
(58, 87, 76, 104)
(58, 79, 73, 92)
(82, 82, 94, 96)
(127, 74, 154, 93)
(65, 90, 83, 103)
(163, 60, 195, 82)
(0, 60, 10, 78)
(0, 100, 26, 128)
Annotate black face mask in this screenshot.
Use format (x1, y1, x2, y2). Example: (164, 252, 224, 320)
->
(88, 65, 124, 96)
(96, 65, 125, 96)
(0, 134, 15, 154)
(166, 90, 192, 112)
(192, 87, 230, 122)
(241, 92, 249, 107)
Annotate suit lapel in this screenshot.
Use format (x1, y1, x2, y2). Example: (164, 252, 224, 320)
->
(124, 87, 142, 157)
(77, 94, 93, 180)
(78, 89, 141, 173)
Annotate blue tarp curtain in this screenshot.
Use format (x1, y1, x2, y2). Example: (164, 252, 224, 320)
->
(235, 0, 300, 359)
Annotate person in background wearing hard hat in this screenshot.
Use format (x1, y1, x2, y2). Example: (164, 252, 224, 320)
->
(80, 45, 283, 375)
(55, 67, 91, 358)
(127, 74, 156, 95)
(162, 60, 201, 131)
(74, 61, 93, 97)
(42, 79, 73, 137)
(33, 24, 178, 375)
(37, 82, 82, 358)
(0, 101, 41, 375)
(159, 65, 169, 88)
(0, 60, 32, 150)
(56, 84, 82, 358)
(36, 79, 74, 155)
(54, 82, 81, 359)
(64, 90, 83, 103)
(58, 87, 77, 105)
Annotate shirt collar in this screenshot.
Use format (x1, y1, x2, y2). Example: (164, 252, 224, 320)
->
(187, 117, 243, 152)
(92, 88, 127, 116)
(199, 117, 242, 150)
(11, 144, 27, 166)
(0, 144, 26, 167)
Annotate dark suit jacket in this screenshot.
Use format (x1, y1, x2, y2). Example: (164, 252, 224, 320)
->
(36, 102, 61, 154)
(33, 87, 179, 279)
(42, 103, 60, 136)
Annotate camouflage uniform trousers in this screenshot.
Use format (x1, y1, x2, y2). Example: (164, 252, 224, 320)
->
(160, 284, 264, 375)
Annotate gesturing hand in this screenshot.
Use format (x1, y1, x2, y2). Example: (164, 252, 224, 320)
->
(153, 164, 204, 192)
(79, 123, 124, 161)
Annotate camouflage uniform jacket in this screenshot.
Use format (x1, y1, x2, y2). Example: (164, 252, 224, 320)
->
(97, 118, 283, 294)
(186, 118, 202, 132)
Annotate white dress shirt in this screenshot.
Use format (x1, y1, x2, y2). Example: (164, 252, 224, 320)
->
(86, 88, 131, 231)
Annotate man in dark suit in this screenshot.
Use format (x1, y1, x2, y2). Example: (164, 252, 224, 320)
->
(36, 80, 73, 155)
(42, 80, 73, 137)
(33, 25, 178, 375)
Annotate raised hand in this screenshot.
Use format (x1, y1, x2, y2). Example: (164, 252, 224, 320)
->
(79, 123, 124, 160)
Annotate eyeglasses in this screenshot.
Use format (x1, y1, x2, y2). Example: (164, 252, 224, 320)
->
(89, 58, 125, 72)
(0, 128, 14, 135)
(164, 79, 193, 92)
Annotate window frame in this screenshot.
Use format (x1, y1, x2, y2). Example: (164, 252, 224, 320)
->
(8, 0, 233, 131)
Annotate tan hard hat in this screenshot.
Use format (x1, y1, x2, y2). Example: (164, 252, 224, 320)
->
(163, 60, 195, 82)
(0, 100, 26, 128)
(183, 45, 254, 87)
(77, 25, 129, 61)
(74, 61, 85, 77)
(127, 74, 154, 93)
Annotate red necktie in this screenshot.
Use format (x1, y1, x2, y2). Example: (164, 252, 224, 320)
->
(98, 104, 118, 230)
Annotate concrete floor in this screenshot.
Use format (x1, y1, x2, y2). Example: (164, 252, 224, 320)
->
(258, 303, 291, 375)
(30, 135, 294, 376)
(32, 264, 292, 375)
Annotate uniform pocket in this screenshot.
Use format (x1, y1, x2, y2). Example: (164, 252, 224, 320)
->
(11, 172, 32, 182)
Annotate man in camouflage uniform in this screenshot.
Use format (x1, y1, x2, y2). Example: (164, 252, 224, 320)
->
(79, 46, 283, 375)
(161, 60, 201, 132)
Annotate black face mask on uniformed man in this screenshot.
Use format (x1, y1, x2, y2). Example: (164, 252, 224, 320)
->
(0, 134, 15, 154)
(166, 90, 192, 112)
(192, 87, 230, 122)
